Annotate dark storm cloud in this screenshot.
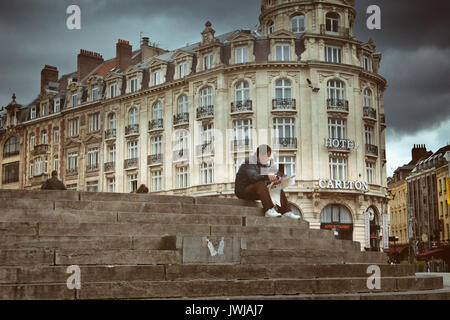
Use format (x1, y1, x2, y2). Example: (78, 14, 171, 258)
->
(0, 0, 448, 137)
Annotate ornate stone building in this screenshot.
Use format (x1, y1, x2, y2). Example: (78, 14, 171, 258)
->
(0, 0, 389, 250)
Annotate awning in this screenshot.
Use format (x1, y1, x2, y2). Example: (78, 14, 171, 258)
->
(387, 245, 408, 253)
(416, 247, 450, 261)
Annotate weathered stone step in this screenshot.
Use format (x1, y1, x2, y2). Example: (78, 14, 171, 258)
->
(0, 189, 79, 201)
(0, 264, 415, 285)
(0, 276, 441, 300)
(0, 209, 309, 229)
(0, 249, 54, 266)
(244, 238, 361, 252)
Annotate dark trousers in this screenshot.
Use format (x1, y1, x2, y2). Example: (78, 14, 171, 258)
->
(240, 180, 291, 213)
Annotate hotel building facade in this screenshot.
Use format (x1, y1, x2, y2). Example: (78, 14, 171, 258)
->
(0, 0, 389, 250)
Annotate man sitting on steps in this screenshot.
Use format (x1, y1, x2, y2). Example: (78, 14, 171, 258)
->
(41, 171, 67, 190)
(234, 144, 300, 219)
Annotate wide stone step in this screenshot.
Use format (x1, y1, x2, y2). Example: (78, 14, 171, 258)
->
(0, 276, 442, 300)
(0, 189, 79, 201)
(245, 238, 361, 251)
(0, 263, 415, 285)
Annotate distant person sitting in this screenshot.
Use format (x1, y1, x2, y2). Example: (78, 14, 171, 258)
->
(234, 144, 300, 219)
(136, 184, 149, 194)
(41, 171, 67, 190)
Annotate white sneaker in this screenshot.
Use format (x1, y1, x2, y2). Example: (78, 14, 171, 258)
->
(265, 208, 282, 217)
(282, 211, 301, 220)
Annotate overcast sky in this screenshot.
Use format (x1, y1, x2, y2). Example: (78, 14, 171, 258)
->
(0, 0, 449, 176)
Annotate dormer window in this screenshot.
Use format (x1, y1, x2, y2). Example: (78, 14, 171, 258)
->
(203, 53, 213, 70)
(275, 44, 291, 61)
(72, 92, 77, 107)
(54, 98, 60, 113)
(178, 62, 187, 78)
(42, 104, 48, 117)
(235, 46, 249, 64)
(130, 77, 138, 93)
(30, 107, 37, 120)
(92, 85, 99, 101)
(363, 56, 371, 71)
(110, 83, 117, 98)
(152, 70, 162, 86)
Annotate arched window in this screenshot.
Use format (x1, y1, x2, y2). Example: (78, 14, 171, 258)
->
(267, 21, 274, 35)
(363, 89, 372, 107)
(275, 79, 292, 99)
(128, 108, 138, 125)
(291, 15, 305, 33)
(326, 12, 340, 33)
(108, 113, 116, 130)
(152, 102, 163, 120)
(41, 130, 47, 145)
(235, 81, 250, 102)
(200, 87, 214, 108)
(178, 95, 188, 114)
(3, 136, 20, 157)
(320, 204, 352, 224)
(327, 80, 345, 105)
(29, 133, 35, 151)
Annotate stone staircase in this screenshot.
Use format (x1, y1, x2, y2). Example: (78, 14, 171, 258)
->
(0, 189, 448, 300)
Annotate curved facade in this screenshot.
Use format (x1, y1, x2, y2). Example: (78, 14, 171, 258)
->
(0, 0, 388, 250)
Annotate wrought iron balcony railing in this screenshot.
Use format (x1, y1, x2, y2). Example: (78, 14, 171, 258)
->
(105, 129, 116, 140)
(125, 124, 139, 136)
(273, 137, 298, 150)
(232, 139, 253, 152)
(272, 98, 296, 111)
(149, 119, 164, 131)
(196, 106, 214, 120)
(173, 149, 189, 162)
(196, 142, 214, 156)
(327, 99, 349, 112)
(320, 24, 350, 38)
(86, 163, 99, 172)
(173, 113, 189, 126)
(365, 144, 379, 156)
(104, 162, 115, 173)
(148, 154, 163, 165)
(31, 144, 49, 156)
(363, 107, 377, 120)
(231, 100, 253, 114)
(66, 168, 78, 175)
(124, 158, 139, 169)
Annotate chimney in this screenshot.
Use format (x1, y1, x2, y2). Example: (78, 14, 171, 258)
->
(412, 144, 428, 163)
(140, 37, 166, 62)
(41, 65, 59, 93)
(77, 50, 104, 82)
(116, 39, 132, 72)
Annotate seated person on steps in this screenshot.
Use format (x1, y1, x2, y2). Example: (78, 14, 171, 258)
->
(234, 144, 300, 219)
(41, 171, 67, 190)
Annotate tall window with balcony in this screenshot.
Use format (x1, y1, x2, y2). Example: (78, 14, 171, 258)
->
(29, 134, 35, 151)
(291, 15, 305, 33)
(92, 85, 99, 101)
(363, 88, 372, 108)
(106, 113, 116, 139)
(329, 157, 347, 180)
(87, 147, 99, 171)
(364, 125, 374, 145)
(127, 140, 138, 161)
(325, 12, 340, 33)
(277, 156, 296, 176)
(203, 53, 213, 70)
(53, 156, 59, 173)
(108, 145, 116, 163)
(275, 44, 291, 61)
(151, 170, 163, 191)
(327, 80, 347, 111)
(67, 152, 78, 174)
(41, 130, 47, 145)
(273, 118, 296, 149)
(174, 130, 190, 161)
(89, 113, 100, 132)
(325, 46, 342, 63)
(200, 162, 214, 184)
(235, 46, 249, 64)
(126, 108, 139, 136)
(53, 128, 59, 144)
(69, 119, 79, 137)
(176, 166, 189, 188)
(233, 81, 251, 113)
(109, 83, 117, 98)
(3, 136, 20, 157)
(233, 119, 252, 151)
(175, 95, 189, 125)
(128, 174, 138, 193)
(199, 123, 214, 155)
(198, 87, 214, 119)
(150, 102, 163, 131)
(274, 79, 293, 110)
(150, 135, 163, 165)
(129, 77, 138, 93)
(328, 119, 346, 140)
(366, 161, 375, 184)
